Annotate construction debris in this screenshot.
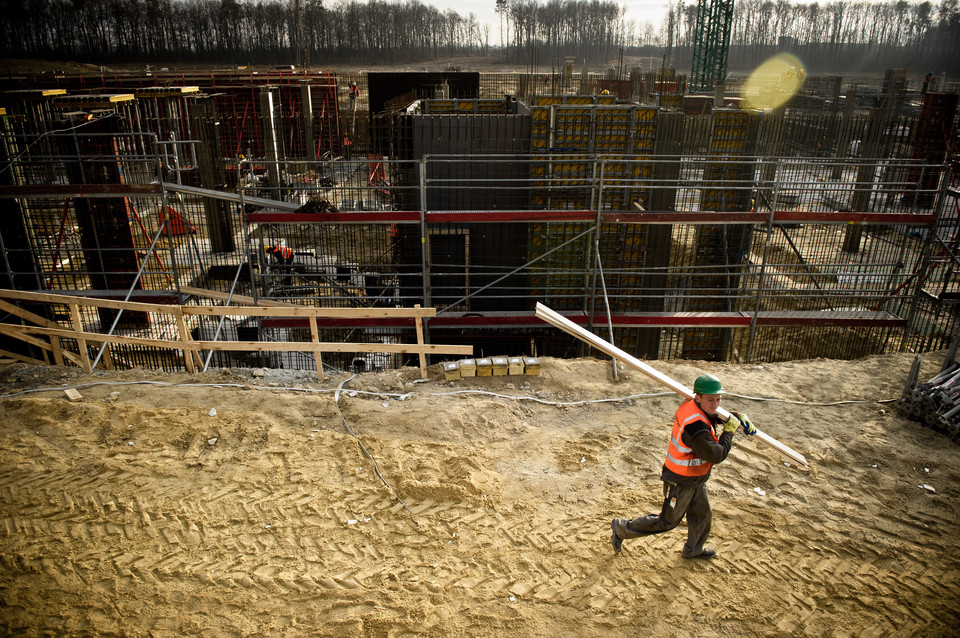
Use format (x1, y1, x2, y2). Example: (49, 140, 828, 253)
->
(899, 349, 960, 441)
(295, 197, 339, 214)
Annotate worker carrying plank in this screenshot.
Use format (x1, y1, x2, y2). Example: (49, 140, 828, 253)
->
(610, 373, 756, 560)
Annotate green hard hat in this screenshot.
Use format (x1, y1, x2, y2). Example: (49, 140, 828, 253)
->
(693, 373, 724, 395)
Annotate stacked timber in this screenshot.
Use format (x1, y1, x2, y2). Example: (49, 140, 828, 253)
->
(900, 355, 960, 440)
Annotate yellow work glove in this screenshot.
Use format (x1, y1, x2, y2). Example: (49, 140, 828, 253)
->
(722, 414, 741, 433)
(737, 413, 758, 436)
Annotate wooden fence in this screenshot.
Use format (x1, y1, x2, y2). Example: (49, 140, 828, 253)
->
(0, 288, 472, 381)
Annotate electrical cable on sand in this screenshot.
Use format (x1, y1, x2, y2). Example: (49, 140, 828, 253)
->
(332, 374, 417, 522)
(0, 378, 898, 407)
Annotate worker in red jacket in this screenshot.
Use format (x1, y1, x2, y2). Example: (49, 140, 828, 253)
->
(348, 82, 359, 110)
(265, 244, 293, 263)
(264, 244, 294, 286)
(610, 374, 756, 559)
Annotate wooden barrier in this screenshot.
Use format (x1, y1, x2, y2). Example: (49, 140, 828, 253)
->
(0, 288, 472, 381)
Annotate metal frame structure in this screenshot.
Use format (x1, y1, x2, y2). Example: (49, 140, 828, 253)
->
(3, 137, 951, 370)
(1, 71, 958, 373)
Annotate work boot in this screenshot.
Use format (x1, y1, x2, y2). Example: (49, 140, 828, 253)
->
(610, 519, 624, 553)
(682, 547, 717, 560)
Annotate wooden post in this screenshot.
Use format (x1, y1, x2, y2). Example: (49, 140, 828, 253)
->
(535, 302, 808, 466)
(309, 315, 323, 382)
(99, 342, 115, 370)
(69, 302, 92, 373)
(414, 304, 427, 379)
(174, 307, 196, 374)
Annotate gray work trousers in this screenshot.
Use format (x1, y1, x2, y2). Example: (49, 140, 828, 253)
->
(614, 480, 713, 557)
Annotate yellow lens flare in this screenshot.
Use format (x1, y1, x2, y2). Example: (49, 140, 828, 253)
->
(742, 53, 806, 110)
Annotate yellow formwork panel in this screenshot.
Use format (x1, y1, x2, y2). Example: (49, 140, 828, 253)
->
(634, 121, 657, 134)
(636, 108, 657, 121)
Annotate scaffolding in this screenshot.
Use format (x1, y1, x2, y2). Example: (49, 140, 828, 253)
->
(1, 70, 958, 374)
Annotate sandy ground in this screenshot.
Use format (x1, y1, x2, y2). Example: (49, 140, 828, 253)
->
(1, 351, 959, 637)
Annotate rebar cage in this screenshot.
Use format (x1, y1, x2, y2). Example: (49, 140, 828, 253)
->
(1, 139, 954, 372)
(1, 74, 958, 373)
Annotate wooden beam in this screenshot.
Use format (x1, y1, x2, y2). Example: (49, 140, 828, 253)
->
(309, 315, 323, 382)
(0, 324, 472, 356)
(181, 305, 438, 319)
(0, 347, 46, 366)
(180, 286, 297, 308)
(174, 307, 196, 374)
(0, 289, 176, 313)
(188, 341, 472, 355)
(535, 302, 808, 466)
(0, 298, 65, 365)
(414, 304, 427, 378)
(68, 303, 91, 373)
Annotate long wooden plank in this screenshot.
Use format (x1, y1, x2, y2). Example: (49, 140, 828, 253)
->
(535, 302, 808, 466)
(0, 347, 47, 366)
(180, 286, 298, 308)
(182, 305, 438, 318)
(0, 289, 175, 313)
(0, 323, 471, 355)
(0, 288, 441, 319)
(188, 341, 473, 355)
(0, 298, 65, 329)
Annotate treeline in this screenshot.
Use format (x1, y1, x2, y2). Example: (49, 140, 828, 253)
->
(0, 0, 957, 71)
(0, 0, 494, 65)
(663, 0, 960, 71)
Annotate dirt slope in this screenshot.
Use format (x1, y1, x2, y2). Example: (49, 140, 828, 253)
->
(1, 352, 958, 637)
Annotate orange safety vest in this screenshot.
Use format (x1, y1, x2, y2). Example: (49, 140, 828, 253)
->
(269, 246, 293, 260)
(663, 399, 718, 477)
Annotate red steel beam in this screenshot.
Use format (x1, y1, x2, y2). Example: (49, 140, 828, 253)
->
(245, 208, 936, 226)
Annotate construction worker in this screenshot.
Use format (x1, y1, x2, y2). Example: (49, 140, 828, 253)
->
(610, 373, 756, 559)
(348, 82, 359, 110)
(264, 243, 294, 286)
